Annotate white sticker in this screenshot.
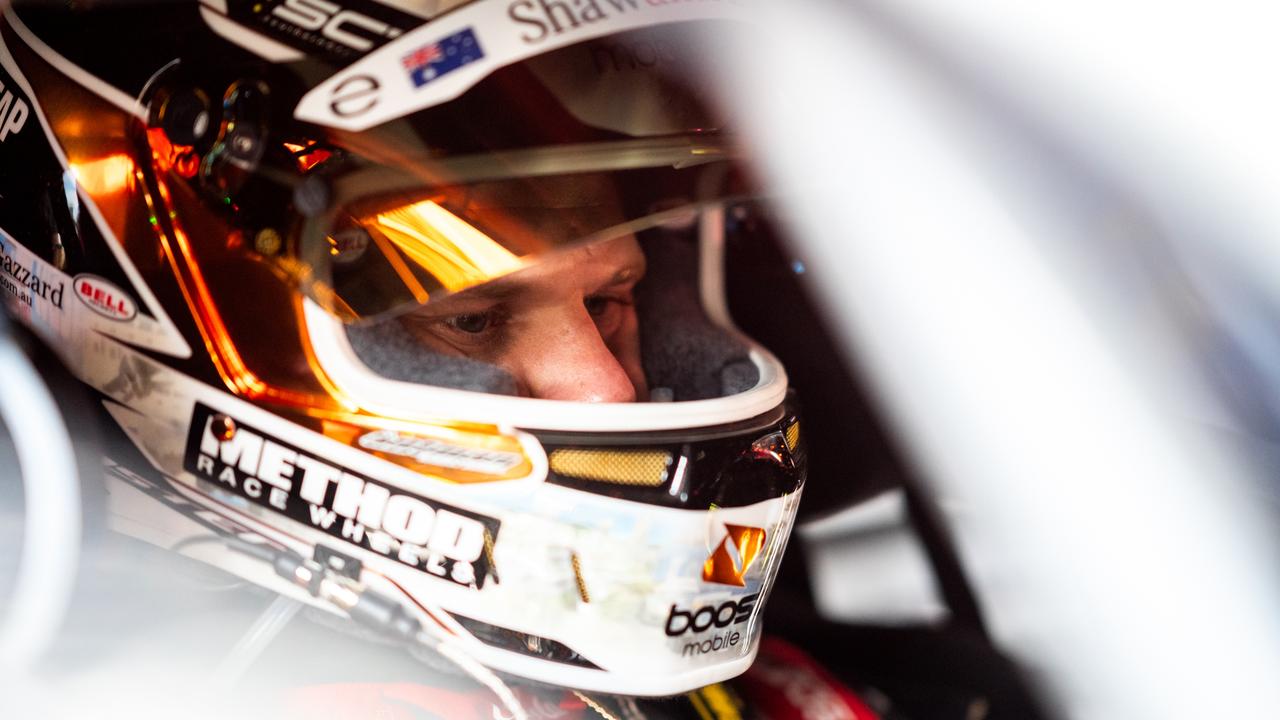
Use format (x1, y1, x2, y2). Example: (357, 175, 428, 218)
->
(358, 428, 524, 474)
(294, 0, 755, 131)
(73, 273, 138, 321)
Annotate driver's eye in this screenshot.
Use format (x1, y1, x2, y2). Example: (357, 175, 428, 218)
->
(584, 295, 610, 317)
(447, 312, 491, 334)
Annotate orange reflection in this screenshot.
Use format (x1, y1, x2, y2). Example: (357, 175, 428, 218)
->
(319, 416, 534, 484)
(146, 127, 198, 179)
(283, 141, 332, 173)
(702, 525, 767, 587)
(143, 162, 533, 485)
(362, 224, 432, 308)
(70, 154, 135, 196)
(371, 199, 524, 293)
(143, 170, 321, 406)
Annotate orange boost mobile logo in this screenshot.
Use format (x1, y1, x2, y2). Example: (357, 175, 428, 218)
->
(702, 524, 767, 586)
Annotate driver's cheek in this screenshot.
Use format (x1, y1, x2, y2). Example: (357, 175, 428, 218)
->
(503, 308, 639, 402)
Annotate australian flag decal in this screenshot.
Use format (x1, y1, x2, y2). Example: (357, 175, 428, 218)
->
(402, 27, 484, 88)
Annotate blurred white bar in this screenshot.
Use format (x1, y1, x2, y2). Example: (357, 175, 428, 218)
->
(0, 338, 81, 670)
(800, 489, 948, 625)
(716, 3, 1280, 718)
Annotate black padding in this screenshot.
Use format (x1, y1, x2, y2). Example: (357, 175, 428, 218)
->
(345, 320, 518, 395)
(720, 359, 760, 397)
(636, 232, 759, 401)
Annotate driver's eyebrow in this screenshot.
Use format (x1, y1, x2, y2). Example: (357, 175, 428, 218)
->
(444, 277, 528, 304)
(463, 262, 642, 300)
(597, 264, 644, 289)
(419, 258, 645, 313)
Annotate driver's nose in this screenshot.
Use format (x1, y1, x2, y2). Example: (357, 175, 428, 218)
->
(509, 308, 638, 403)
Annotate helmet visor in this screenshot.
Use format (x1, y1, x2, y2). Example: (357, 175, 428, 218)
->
(280, 138, 750, 323)
(144, 17, 757, 323)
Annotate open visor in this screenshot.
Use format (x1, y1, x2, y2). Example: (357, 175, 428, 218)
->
(142, 18, 759, 324)
(285, 139, 752, 323)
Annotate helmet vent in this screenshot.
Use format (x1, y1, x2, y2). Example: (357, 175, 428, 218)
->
(784, 420, 801, 453)
(548, 449, 671, 486)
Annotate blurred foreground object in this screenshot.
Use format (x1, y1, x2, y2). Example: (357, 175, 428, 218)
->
(719, 2, 1280, 718)
(0, 317, 84, 669)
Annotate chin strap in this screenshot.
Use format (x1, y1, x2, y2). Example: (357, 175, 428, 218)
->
(214, 594, 305, 687)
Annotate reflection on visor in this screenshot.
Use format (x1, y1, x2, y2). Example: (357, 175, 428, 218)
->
(139, 16, 758, 331)
(149, 106, 751, 325)
(299, 153, 749, 323)
(363, 197, 526, 300)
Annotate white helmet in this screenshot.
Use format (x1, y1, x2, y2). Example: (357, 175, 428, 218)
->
(0, 0, 805, 697)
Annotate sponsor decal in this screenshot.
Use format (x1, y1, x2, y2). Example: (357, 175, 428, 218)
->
(74, 273, 137, 321)
(242, 0, 406, 59)
(183, 403, 500, 588)
(402, 27, 484, 88)
(0, 76, 28, 142)
(328, 74, 380, 118)
(665, 592, 758, 638)
(507, 0, 631, 44)
(102, 354, 166, 403)
(507, 0, 749, 45)
(682, 629, 742, 657)
(0, 238, 64, 310)
(588, 36, 683, 75)
(703, 523, 766, 587)
(357, 429, 522, 475)
(295, 0, 753, 131)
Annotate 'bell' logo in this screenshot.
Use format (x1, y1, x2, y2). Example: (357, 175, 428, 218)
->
(73, 273, 136, 321)
(702, 523, 766, 587)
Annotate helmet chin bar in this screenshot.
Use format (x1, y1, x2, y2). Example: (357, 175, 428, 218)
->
(102, 381, 804, 696)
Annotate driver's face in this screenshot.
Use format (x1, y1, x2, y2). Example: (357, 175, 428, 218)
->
(401, 236, 648, 402)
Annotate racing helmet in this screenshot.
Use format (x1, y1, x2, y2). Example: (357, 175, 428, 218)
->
(0, 0, 805, 696)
